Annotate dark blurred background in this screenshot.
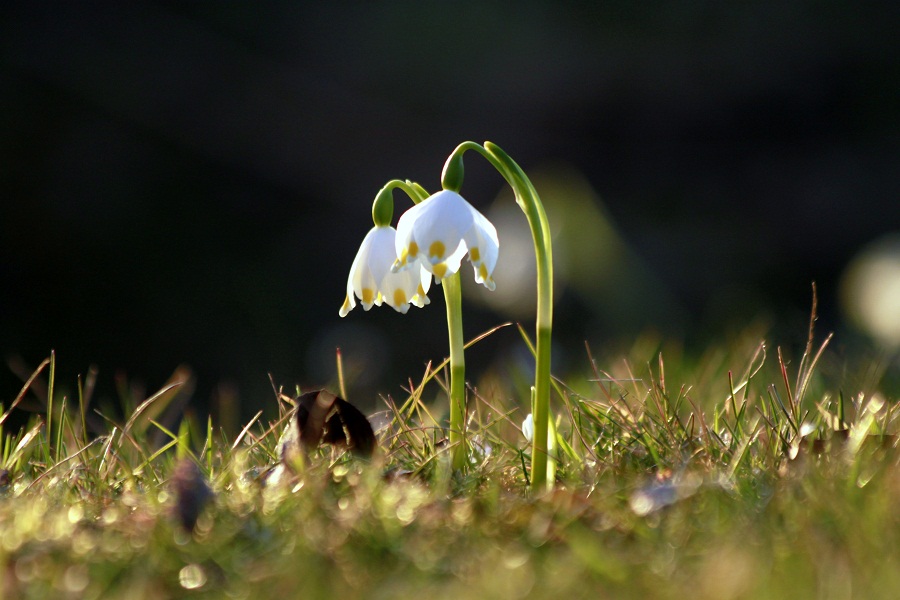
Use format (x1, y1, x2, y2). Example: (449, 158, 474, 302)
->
(2, 2, 898, 426)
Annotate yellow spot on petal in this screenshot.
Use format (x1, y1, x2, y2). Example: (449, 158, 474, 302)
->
(408, 241, 419, 257)
(469, 247, 480, 262)
(362, 288, 375, 304)
(340, 296, 352, 317)
(417, 283, 426, 296)
(396, 249, 409, 267)
(479, 264, 488, 280)
(429, 241, 445, 260)
(433, 263, 447, 279)
(393, 289, 407, 307)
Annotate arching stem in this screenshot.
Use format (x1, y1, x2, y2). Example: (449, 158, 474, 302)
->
(443, 141, 555, 492)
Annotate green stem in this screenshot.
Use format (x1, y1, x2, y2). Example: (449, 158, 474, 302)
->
(488, 143, 554, 493)
(444, 141, 555, 492)
(443, 271, 467, 471)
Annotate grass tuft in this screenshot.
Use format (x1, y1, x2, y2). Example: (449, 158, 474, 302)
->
(0, 311, 898, 598)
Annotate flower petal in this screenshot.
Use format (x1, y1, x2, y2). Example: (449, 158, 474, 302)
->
(339, 294, 355, 318)
(380, 260, 430, 314)
(393, 201, 426, 271)
(392, 189, 500, 288)
(363, 227, 398, 285)
(350, 227, 392, 310)
(409, 267, 432, 307)
(522, 413, 534, 442)
(341, 225, 431, 316)
(463, 206, 500, 290)
(414, 191, 474, 265)
(394, 190, 474, 274)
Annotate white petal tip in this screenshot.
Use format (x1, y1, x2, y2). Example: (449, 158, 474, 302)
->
(410, 295, 430, 308)
(339, 297, 353, 317)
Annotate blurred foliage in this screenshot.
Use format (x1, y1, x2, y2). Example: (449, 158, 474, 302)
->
(0, 313, 898, 598)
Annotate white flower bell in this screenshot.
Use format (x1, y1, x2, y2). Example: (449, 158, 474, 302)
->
(339, 226, 431, 317)
(392, 190, 499, 290)
(522, 413, 534, 442)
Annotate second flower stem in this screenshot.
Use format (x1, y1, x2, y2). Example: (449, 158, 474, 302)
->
(384, 178, 469, 471)
(443, 271, 467, 471)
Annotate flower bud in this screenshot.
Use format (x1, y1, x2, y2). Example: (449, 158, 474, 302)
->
(441, 151, 465, 193)
(371, 186, 395, 227)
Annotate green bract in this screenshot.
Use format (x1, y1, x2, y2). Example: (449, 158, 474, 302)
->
(371, 186, 394, 228)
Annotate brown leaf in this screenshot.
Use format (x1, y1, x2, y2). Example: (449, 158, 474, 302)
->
(295, 390, 376, 458)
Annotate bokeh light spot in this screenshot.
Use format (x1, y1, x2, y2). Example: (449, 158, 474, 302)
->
(841, 233, 900, 348)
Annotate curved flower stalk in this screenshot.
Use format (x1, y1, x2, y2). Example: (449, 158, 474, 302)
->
(440, 141, 555, 493)
(339, 225, 431, 317)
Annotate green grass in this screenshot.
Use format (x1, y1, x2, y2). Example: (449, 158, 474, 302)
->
(1, 316, 898, 599)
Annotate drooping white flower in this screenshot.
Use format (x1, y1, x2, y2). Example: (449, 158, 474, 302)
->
(392, 190, 499, 290)
(339, 225, 431, 317)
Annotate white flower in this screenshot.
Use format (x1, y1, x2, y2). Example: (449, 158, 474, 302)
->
(522, 413, 534, 442)
(392, 190, 499, 290)
(339, 225, 431, 317)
